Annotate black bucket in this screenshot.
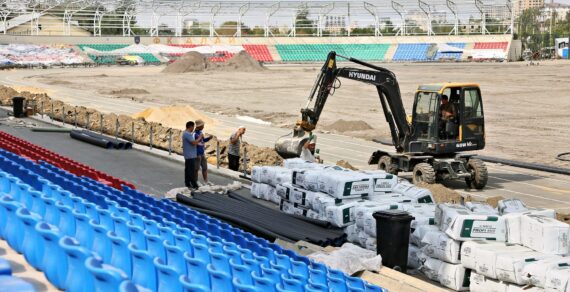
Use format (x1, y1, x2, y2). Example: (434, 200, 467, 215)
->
(12, 96, 25, 118)
(373, 209, 414, 273)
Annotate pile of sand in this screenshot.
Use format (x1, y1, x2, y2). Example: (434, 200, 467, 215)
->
(224, 51, 265, 72)
(336, 160, 358, 170)
(132, 105, 216, 130)
(107, 88, 149, 95)
(162, 52, 208, 74)
(416, 182, 471, 204)
(162, 51, 264, 74)
(323, 119, 373, 133)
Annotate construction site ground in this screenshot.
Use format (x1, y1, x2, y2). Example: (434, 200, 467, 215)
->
(1, 61, 569, 212)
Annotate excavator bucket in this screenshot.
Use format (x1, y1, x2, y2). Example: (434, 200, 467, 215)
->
(274, 131, 310, 158)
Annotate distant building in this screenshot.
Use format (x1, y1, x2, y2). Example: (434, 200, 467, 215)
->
(0, 14, 91, 36)
(325, 15, 346, 34)
(515, 0, 545, 17)
(484, 5, 511, 20)
(542, 2, 570, 21)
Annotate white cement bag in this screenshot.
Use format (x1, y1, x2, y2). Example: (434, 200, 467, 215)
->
(358, 230, 368, 247)
(402, 203, 436, 228)
(460, 241, 507, 270)
(279, 199, 307, 216)
(355, 203, 400, 232)
(363, 213, 377, 237)
(495, 251, 556, 285)
(411, 225, 439, 247)
(498, 198, 528, 215)
(435, 203, 471, 231)
(318, 171, 371, 199)
(504, 213, 523, 245)
(521, 214, 570, 255)
(470, 272, 509, 292)
(420, 256, 443, 281)
(251, 183, 276, 201)
(251, 166, 264, 183)
(528, 207, 556, 218)
(302, 169, 323, 192)
(325, 201, 359, 227)
(474, 244, 532, 280)
(545, 266, 570, 292)
(367, 193, 412, 204)
(275, 183, 292, 200)
(466, 201, 499, 215)
(311, 193, 336, 215)
(505, 284, 545, 292)
(283, 158, 323, 169)
(408, 244, 422, 269)
(269, 190, 281, 204)
(306, 209, 321, 220)
(522, 257, 570, 288)
(392, 183, 435, 203)
(360, 170, 399, 192)
(438, 262, 470, 291)
(421, 231, 461, 264)
(365, 237, 376, 251)
(439, 204, 507, 241)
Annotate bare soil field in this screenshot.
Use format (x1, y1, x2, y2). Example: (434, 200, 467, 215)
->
(10, 60, 570, 167)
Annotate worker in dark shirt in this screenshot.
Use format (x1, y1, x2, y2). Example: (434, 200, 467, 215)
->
(440, 95, 456, 121)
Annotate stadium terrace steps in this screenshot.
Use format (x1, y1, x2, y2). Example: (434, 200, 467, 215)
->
(0, 134, 386, 291)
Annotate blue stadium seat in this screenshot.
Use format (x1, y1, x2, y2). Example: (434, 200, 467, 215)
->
(0, 275, 35, 292)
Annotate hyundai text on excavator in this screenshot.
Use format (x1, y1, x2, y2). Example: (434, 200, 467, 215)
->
(275, 51, 488, 189)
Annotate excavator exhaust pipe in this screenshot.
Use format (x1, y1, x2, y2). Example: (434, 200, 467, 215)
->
(275, 132, 310, 159)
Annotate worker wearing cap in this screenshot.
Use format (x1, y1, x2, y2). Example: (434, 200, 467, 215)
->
(194, 119, 213, 186)
(228, 126, 246, 171)
(183, 121, 203, 189)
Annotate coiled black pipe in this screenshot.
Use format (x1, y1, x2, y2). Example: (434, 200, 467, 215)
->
(556, 152, 570, 162)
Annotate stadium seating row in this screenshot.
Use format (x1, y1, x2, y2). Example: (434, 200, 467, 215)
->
(275, 44, 390, 61)
(0, 131, 134, 190)
(0, 134, 385, 291)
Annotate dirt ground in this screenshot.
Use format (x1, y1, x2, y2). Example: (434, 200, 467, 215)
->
(12, 60, 570, 167)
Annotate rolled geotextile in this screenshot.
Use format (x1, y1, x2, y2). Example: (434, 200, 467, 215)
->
(70, 130, 114, 149)
(81, 131, 133, 150)
(31, 127, 73, 133)
(176, 192, 346, 247)
(228, 192, 332, 228)
(479, 155, 570, 176)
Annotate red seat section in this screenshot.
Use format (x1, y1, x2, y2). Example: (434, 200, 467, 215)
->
(473, 42, 508, 51)
(0, 131, 135, 190)
(243, 44, 273, 62)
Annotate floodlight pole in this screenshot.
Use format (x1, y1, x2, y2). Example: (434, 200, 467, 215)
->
(264, 2, 280, 37)
(364, 2, 381, 37)
(209, 2, 220, 38)
(446, 0, 458, 35)
(505, 0, 514, 35)
(392, 0, 406, 36)
(418, 0, 434, 36)
(235, 2, 250, 37)
(475, 0, 489, 35)
(93, 5, 104, 37)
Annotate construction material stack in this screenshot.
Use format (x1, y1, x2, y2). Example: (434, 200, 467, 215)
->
(251, 158, 436, 252)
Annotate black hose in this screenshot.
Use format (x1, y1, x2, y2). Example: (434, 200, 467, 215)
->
(81, 130, 133, 149)
(556, 152, 570, 162)
(70, 130, 114, 149)
(479, 155, 570, 176)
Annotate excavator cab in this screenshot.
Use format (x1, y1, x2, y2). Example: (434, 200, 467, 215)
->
(409, 84, 485, 154)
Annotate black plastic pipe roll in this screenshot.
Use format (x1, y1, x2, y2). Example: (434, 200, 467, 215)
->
(70, 130, 114, 149)
(479, 155, 570, 176)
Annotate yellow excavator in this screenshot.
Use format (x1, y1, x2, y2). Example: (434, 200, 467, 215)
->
(275, 52, 488, 189)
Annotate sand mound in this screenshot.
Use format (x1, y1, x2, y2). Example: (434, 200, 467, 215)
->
(132, 105, 216, 130)
(224, 51, 265, 72)
(485, 196, 505, 208)
(336, 160, 358, 170)
(323, 119, 373, 133)
(416, 182, 471, 204)
(108, 88, 149, 95)
(162, 52, 207, 74)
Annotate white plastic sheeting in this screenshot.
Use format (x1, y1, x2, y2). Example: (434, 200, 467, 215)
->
(0, 44, 89, 66)
(82, 44, 245, 56)
(308, 243, 383, 275)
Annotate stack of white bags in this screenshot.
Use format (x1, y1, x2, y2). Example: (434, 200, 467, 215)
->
(251, 158, 436, 252)
(410, 198, 570, 291)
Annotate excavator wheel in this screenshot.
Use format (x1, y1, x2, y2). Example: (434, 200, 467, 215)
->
(412, 163, 436, 184)
(378, 155, 398, 175)
(465, 158, 488, 189)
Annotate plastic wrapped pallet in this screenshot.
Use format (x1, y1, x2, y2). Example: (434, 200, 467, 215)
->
(420, 230, 461, 264)
(408, 244, 422, 269)
(470, 272, 509, 292)
(325, 200, 359, 227)
(495, 251, 556, 285)
(465, 201, 499, 215)
(411, 225, 439, 247)
(392, 182, 435, 203)
(521, 214, 570, 255)
(438, 261, 470, 291)
(522, 257, 570, 288)
(437, 204, 507, 241)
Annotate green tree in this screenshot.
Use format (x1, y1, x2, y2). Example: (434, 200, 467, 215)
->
(216, 21, 250, 36)
(295, 8, 315, 36)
